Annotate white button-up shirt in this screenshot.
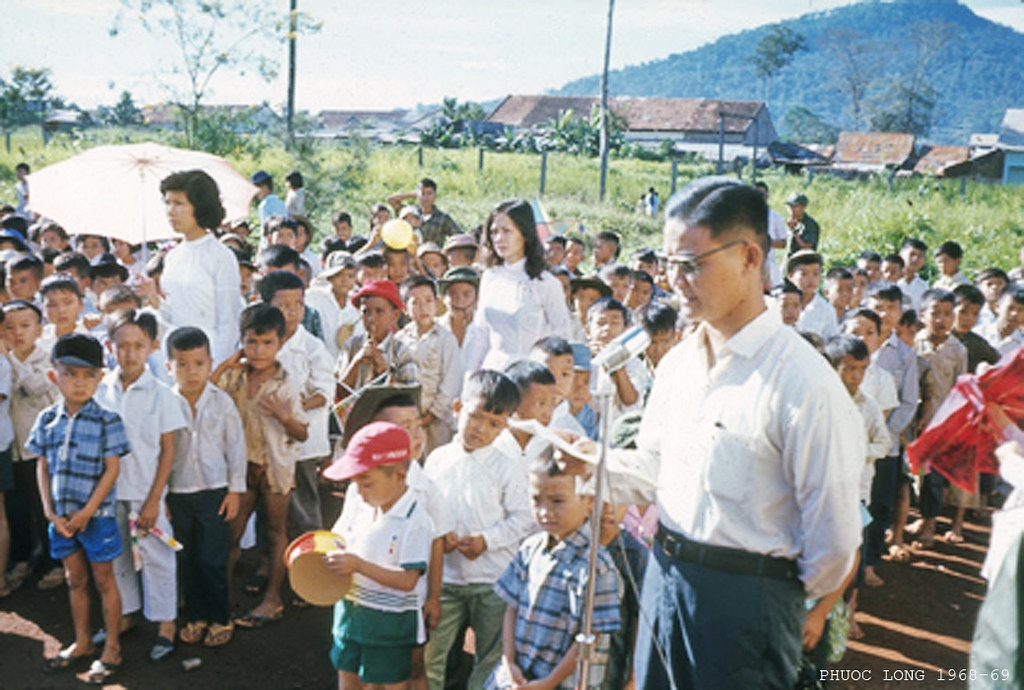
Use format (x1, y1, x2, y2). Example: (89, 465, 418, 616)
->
(629, 308, 864, 599)
(476, 259, 572, 370)
(424, 439, 534, 585)
(277, 325, 335, 460)
(168, 382, 247, 494)
(796, 292, 838, 341)
(395, 321, 462, 426)
(160, 233, 242, 365)
(96, 368, 189, 502)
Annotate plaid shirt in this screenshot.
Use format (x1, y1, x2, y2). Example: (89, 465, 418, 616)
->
(490, 522, 620, 690)
(27, 398, 131, 519)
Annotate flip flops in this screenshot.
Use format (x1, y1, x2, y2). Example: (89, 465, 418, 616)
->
(886, 543, 912, 563)
(179, 621, 209, 645)
(43, 645, 93, 673)
(944, 530, 965, 544)
(149, 635, 175, 662)
(234, 608, 283, 629)
(85, 659, 120, 685)
(204, 622, 234, 647)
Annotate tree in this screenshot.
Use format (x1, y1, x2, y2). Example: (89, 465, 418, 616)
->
(112, 0, 318, 149)
(781, 105, 839, 144)
(109, 90, 144, 127)
(419, 97, 488, 149)
(823, 28, 882, 131)
(11, 67, 55, 124)
(747, 24, 806, 109)
(0, 78, 25, 151)
(867, 20, 955, 137)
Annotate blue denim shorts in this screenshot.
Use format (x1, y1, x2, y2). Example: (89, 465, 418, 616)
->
(50, 516, 123, 563)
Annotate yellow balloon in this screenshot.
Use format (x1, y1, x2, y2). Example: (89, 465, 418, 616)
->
(381, 219, 414, 250)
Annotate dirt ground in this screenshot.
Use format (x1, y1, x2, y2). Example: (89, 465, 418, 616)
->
(0, 510, 989, 690)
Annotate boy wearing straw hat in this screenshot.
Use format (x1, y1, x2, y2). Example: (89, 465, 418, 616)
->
(324, 421, 433, 690)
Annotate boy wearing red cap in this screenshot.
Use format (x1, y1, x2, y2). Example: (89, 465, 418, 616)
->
(337, 280, 418, 393)
(324, 421, 434, 690)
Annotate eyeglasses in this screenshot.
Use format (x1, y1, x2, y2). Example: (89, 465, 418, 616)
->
(659, 240, 747, 277)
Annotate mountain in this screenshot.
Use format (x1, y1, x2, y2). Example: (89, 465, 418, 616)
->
(555, 0, 1024, 144)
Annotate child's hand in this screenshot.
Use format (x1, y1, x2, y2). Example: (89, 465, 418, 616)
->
(500, 657, 527, 687)
(136, 497, 160, 531)
(225, 348, 246, 369)
(82, 313, 103, 330)
(455, 534, 487, 560)
(324, 550, 362, 575)
(301, 393, 327, 411)
(442, 532, 458, 553)
(423, 596, 441, 631)
(65, 510, 92, 535)
(259, 391, 293, 424)
(357, 339, 386, 373)
(219, 492, 240, 522)
(51, 515, 75, 538)
(802, 606, 828, 651)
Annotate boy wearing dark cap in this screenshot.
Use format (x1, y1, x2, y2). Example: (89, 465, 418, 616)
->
(31, 334, 131, 684)
(338, 280, 418, 393)
(784, 192, 819, 254)
(324, 421, 433, 690)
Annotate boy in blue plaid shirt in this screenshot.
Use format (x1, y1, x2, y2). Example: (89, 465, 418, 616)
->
(30, 334, 131, 685)
(488, 449, 620, 690)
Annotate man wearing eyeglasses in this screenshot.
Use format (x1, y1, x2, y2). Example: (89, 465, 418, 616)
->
(624, 177, 864, 689)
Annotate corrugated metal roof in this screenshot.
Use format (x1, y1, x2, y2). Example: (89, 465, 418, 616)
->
(318, 110, 409, 130)
(486, 95, 763, 134)
(914, 145, 970, 175)
(833, 132, 915, 167)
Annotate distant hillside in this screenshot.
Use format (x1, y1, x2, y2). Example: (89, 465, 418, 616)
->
(556, 0, 1024, 144)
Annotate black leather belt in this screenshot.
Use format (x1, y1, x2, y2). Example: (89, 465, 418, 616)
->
(655, 523, 799, 581)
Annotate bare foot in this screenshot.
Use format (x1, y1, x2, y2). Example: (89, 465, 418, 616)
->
(848, 619, 865, 640)
(864, 566, 885, 587)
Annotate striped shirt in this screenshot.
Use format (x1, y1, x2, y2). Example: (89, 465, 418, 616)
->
(27, 398, 131, 518)
(490, 522, 620, 689)
(332, 487, 432, 639)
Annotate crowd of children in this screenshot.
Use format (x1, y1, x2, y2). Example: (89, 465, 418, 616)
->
(1, 167, 1022, 688)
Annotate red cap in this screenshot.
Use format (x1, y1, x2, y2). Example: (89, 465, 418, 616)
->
(350, 279, 404, 311)
(322, 421, 411, 482)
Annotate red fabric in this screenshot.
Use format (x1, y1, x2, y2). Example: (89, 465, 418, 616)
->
(907, 348, 1024, 492)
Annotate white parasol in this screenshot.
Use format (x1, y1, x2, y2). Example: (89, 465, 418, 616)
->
(27, 142, 256, 245)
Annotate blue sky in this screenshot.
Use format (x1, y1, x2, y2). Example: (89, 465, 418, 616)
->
(3, 0, 1023, 112)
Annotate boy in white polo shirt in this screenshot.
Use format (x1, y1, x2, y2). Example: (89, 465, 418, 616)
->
(95, 309, 188, 662)
(324, 421, 433, 690)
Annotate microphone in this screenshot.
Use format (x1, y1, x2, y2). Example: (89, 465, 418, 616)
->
(592, 326, 650, 374)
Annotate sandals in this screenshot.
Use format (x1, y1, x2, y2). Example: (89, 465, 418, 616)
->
(43, 644, 93, 673)
(179, 621, 209, 645)
(204, 622, 234, 647)
(887, 543, 912, 563)
(85, 658, 120, 685)
(944, 530, 965, 544)
(149, 635, 175, 662)
(234, 608, 283, 629)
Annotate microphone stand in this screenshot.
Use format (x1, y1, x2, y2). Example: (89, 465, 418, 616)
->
(574, 361, 615, 689)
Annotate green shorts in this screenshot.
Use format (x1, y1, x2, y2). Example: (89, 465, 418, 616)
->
(331, 600, 418, 684)
(331, 639, 413, 684)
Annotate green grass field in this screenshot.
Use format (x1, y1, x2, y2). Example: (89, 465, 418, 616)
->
(3, 126, 1024, 279)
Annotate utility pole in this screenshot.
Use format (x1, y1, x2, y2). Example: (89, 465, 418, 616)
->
(286, 0, 297, 149)
(598, 0, 615, 202)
